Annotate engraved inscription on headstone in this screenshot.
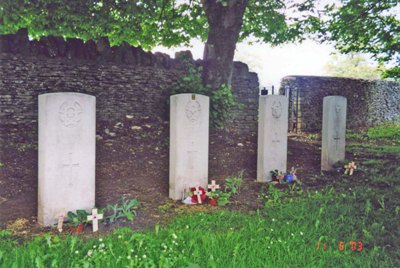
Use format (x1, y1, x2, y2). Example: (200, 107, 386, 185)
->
(59, 101, 83, 128)
(321, 96, 347, 171)
(38, 93, 95, 226)
(170, 94, 209, 200)
(185, 100, 201, 123)
(257, 95, 288, 182)
(272, 132, 280, 143)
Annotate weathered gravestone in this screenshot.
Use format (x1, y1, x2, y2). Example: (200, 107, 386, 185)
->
(321, 96, 347, 171)
(169, 94, 209, 200)
(38, 93, 95, 226)
(257, 95, 289, 182)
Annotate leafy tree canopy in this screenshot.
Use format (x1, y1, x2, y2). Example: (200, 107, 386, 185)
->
(1, 1, 398, 80)
(324, 53, 382, 79)
(0, 0, 316, 50)
(318, 0, 400, 78)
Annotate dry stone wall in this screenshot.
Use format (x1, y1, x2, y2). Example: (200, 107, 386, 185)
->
(0, 29, 259, 137)
(280, 75, 400, 132)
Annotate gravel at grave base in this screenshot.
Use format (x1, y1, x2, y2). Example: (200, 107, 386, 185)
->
(0, 121, 357, 236)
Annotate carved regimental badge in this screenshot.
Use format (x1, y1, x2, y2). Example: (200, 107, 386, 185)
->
(272, 101, 282, 119)
(185, 100, 201, 123)
(59, 101, 83, 127)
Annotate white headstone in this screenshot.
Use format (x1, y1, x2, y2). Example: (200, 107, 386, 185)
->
(257, 95, 289, 182)
(321, 96, 347, 171)
(169, 94, 209, 200)
(38, 92, 96, 226)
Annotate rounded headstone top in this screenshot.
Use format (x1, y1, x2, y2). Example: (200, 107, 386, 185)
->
(323, 95, 347, 100)
(259, 94, 287, 99)
(39, 92, 95, 99)
(170, 93, 209, 100)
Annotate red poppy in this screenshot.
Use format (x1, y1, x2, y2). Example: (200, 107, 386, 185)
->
(208, 199, 217, 205)
(190, 186, 207, 204)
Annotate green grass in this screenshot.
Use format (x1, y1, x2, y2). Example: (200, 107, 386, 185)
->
(1, 135, 399, 267)
(1, 179, 398, 267)
(347, 143, 400, 155)
(367, 124, 400, 141)
(346, 123, 400, 143)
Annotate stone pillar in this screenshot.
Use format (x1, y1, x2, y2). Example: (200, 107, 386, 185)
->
(169, 94, 209, 200)
(38, 93, 96, 226)
(257, 95, 289, 182)
(321, 96, 347, 171)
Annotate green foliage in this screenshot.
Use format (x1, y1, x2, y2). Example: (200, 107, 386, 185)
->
(2, 180, 398, 267)
(206, 174, 244, 206)
(367, 123, 400, 141)
(381, 66, 400, 80)
(215, 191, 231, 207)
(324, 53, 382, 79)
(0, 0, 317, 49)
(170, 59, 242, 128)
(67, 210, 90, 227)
(346, 123, 400, 143)
(0, 0, 207, 49)
(318, 0, 400, 77)
(306, 133, 321, 141)
(224, 171, 244, 194)
(106, 197, 139, 223)
(16, 143, 38, 152)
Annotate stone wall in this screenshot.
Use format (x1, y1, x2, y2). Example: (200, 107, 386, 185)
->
(0, 29, 259, 136)
(280, 75, 400, 132)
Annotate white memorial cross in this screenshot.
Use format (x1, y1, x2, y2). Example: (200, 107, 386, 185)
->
(193, 186, 202, 204)
(87, 208, 103, 232)
(208, 180, 220, 192)
(57, 210, 66, 233)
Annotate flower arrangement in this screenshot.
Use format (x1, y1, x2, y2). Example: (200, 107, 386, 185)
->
(189, 186, 207, 204)
(271, 167, 300, 184)
(344, 161, 357, 175)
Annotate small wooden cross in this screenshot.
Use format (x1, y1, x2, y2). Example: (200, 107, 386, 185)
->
(87, 208, 103, 232)
(344, 161, 357, 176)
(57, 209, 66, 233)
(193, 186, 202, 204)
(208, 180, 220, 192)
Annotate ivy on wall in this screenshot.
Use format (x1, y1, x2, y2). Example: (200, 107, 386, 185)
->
(170, 57, 242, 128)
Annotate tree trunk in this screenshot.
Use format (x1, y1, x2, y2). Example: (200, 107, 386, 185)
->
(202, 0, 248, 89)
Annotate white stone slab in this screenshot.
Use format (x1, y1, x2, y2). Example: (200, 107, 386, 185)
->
(321, 96, 347, 171)
(38, 93, 96, 226)
(257, 95, 289, 182)
(169, 94, 209, 200)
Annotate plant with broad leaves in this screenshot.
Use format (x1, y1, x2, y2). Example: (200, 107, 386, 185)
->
(106, 197, 139, 223)
(67, 210, 90, 227)
(224, 177, 243, 195)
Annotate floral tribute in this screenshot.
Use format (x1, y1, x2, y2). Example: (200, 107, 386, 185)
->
(182, 183, 221, 205)
(190, 186, 207, 204)
(344, 161, 357, 176)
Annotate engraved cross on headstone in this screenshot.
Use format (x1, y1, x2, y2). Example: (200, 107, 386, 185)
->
(62, 153, 79, 186)
(333, 131, 340, 150)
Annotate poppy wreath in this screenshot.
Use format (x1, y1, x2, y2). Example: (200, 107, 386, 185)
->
(190, 186, 207, 204)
